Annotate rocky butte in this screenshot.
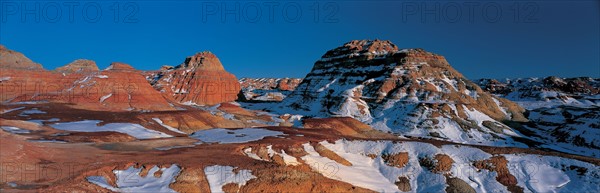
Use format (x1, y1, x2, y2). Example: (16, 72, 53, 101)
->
(148, 51, 240, 105)
(277, 39, 529, 146)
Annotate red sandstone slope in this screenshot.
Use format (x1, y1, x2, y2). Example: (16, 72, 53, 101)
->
(61, 62, 175, 111)
(0, 46, 174, 111)
(1, 45, 62, 102)
(149, 51, 240, 105)
(0, 45, 44, 70)
(54, 59, 99, 74)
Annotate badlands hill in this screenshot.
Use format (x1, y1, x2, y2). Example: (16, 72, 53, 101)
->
(0, 56, 175, 111)
(147, 51, 240, 105)
(241, 74, 600, 157)
(0, 46, 240, 111)
(54, 59, 99, 74)
(257, 40, 528, 146)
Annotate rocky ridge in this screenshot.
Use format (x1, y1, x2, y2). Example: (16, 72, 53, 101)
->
(238, 78, 302, 101)
(239, 78, 302, 91)
(476, 76, 600, 109)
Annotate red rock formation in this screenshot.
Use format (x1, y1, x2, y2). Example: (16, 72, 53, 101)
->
(106, 62, 136, 71)
(60, 62, 175, 111)
(238, 78, 302, 101)
(277, 78, 302, 91)
(239, 78, 302, 91)
(0, 44, 44, 70)
(150, 51, 240, 105)
(181, 52, 225, 71)
(55, 59, 99, 74)
(0, 69, 64, 102)
(0, 46, 174, 111)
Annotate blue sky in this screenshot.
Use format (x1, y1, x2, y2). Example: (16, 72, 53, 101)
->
(1, 0, 599, 79)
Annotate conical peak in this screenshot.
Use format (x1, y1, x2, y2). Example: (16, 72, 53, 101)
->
(105, 62, 136, 71)
(181, 51, 225, 71)
(55, 59, 99, 73)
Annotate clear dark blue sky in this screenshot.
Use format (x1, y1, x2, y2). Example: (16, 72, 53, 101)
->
(1, 0, 599, 79)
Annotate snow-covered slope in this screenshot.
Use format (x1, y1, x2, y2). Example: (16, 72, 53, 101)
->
(260, 39, 529, 146)
(250, 139, 600, 193)
(524, 105, 600, 157)
(477, 77, 600, 157)
(476, 77, 600, 109)
(325, 139, 600, 193)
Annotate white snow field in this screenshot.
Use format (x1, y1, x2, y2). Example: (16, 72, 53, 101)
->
(50, 120, 172, 139)
(87, 164, 181, 193)
(300, 139, 600, 193)
(204, 165, 256, 193)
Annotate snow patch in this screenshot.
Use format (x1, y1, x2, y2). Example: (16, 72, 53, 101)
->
(50, 120, 172, 139)
(18, 108, 46, 116)
(301, 142, 400, 192)
(87, 164, 180, 192)
(1, 126, 31, 134)
(243, 147, 264, 160)
(1, 107, 25, 114)
(100, 93, 113, 103)
(152, 118, 186, 134)
(504, 155, 576, 193)
(204, 165, 256, 193)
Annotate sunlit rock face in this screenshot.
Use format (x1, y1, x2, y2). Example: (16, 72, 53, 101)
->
(238, 78, 303, 101)
(148, 51, 240, 105)
(55, 59, 99, 74)
(0, 44, 44, 70)
(278, 39, 528, 146)
(0, 46, 174, 111)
